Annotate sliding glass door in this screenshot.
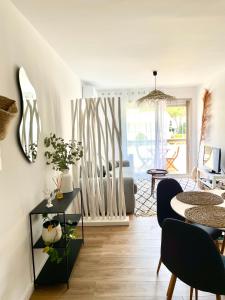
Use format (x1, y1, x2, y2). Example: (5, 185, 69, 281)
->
(126, 103, 155, 177)
(166, 103, 188, 174)
(126, 100, 189, 177)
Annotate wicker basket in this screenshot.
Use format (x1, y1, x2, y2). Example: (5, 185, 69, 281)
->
(0, 95, 18, 140)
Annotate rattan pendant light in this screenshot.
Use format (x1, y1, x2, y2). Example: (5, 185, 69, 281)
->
(137, 71, 176, 103)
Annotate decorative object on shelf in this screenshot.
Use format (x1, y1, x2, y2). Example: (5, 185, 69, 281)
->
(41, 213, 78, 264)
(56, 190, 63, 199)
(47, 199, 53, 208)
(44, 133, 83, 194)
(42, 218, 62, 244)
(43, 223, 78, 264)
(61, 169, 73, 193)
(52, 176, 63, 199)
(18, 67, 41, 163)
(137, 71, 176, 103)
(43, 189, 53, 208)
(0, 95, 18, 140)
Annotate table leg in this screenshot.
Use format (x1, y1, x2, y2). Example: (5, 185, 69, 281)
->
(151, 177, 155, 197)
(190, 287, 193, 300)
(221, 235, 225, 254)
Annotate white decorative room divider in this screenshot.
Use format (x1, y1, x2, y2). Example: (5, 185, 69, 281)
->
(71, 97, 128, 225)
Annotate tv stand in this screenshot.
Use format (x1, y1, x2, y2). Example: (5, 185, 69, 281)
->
(197, 167, 225, 189)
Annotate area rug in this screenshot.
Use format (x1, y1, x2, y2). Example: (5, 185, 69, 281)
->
(135, 176, 199, 217)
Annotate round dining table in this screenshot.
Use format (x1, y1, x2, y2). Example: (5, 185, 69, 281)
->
(171, 189, 225, 230)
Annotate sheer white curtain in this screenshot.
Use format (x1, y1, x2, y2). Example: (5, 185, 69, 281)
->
(97, 88, 167, 176)
(154, 100, 167, 169)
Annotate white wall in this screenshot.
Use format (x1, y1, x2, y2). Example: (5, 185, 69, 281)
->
(197, 70, 225, 171)
(0, 1, 81, 299)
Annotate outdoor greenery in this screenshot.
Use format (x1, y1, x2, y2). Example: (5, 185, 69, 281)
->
(44, 133, 83, 171)
(166, 106, 185, 119)
(135, 132, 147, 141)
(167, 106, 186, 138)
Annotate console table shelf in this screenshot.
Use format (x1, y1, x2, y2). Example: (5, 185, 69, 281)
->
(30, 188, 81, 214)
(35, 239, 83, 286)
(29, 188, 84, 288)
(54, 213, 81, 226)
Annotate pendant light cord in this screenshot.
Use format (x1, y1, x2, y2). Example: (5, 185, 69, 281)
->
(153, 70, 157, 91)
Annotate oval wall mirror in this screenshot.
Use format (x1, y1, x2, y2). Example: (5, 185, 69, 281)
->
(18, 67, 41, 162)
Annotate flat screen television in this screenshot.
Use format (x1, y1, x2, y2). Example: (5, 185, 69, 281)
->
(203, 145, 221, 173)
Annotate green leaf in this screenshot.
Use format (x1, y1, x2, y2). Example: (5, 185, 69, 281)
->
(44, 133, 83, 171)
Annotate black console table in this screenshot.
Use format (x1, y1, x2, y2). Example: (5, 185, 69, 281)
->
(29, 188, 84, 288)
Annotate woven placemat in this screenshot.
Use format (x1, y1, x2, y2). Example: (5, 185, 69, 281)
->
(185, 205, 225, 228)
(176, 191, 223, 205)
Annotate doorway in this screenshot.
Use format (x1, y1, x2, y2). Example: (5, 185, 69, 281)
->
(166, 103, 188, 175)
(125, 100, 189, 177)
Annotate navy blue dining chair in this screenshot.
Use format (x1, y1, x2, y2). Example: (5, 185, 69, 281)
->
(161, 218, 225, 300)
(156, 178, 222, 274)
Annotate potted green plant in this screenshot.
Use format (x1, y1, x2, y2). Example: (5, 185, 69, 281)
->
(42, 214, 78, 264)
(44, 133, 83, 196)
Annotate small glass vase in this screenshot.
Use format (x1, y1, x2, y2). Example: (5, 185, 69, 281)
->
(56, 189, 63, 200)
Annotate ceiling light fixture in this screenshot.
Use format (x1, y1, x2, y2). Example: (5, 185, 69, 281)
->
(137, 70, 176, 103)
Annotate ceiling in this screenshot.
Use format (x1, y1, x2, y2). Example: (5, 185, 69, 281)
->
(11, 0, 225, 88)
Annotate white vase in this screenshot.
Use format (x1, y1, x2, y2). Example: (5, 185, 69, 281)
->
(42, 220, 62, 243)
(61, 169, 73, 193)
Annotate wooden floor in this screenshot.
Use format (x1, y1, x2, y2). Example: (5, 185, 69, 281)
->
(31, 216, 224, 300)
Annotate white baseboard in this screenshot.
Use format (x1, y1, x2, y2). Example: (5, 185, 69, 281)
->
(80, 216, 129, 226)
(21, 282, 34, 300)
(21, 256, 48, 300)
